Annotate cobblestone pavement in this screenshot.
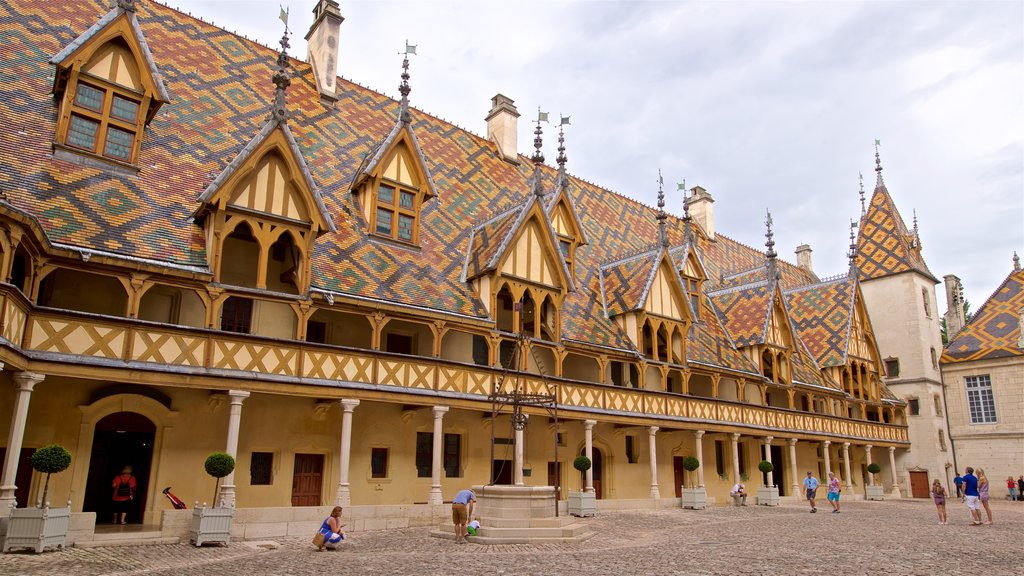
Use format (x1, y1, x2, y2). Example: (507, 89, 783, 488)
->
(2, 499, 1021, 575)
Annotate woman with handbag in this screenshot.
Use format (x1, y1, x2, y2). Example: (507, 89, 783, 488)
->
(314, 506, 346, 551)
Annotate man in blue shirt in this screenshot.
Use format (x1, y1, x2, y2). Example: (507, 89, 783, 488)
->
(961, 467, 982, 526)
(451, 488, 476, 543)
(953, 471, 964, 499)
(803, 471, 820, 513)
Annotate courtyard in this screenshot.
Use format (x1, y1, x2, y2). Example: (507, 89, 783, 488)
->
(1, 498, 1021, 575)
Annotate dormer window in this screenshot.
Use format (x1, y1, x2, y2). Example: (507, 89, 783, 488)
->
(65, 76, 142, 162)
(369, 146, 423, 244)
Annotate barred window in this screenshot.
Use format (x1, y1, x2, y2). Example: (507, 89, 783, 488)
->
(371, 447, 388, 479)
(250, 452, 273, 485)
(965, 375, 996, 424)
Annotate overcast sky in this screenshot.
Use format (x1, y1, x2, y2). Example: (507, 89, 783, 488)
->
(166, 0, 1023, 313)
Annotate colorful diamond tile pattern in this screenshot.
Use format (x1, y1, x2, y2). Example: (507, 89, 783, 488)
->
(943, 268, 1024, 363)
(709, 284, 771, 348)
(0, 0, 896, 379)
(856, 185, 933, 281)
(785, 277, 854, 368)
(600, 249, 659, 317)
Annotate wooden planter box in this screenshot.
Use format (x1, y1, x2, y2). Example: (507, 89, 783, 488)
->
(189, 505, 233, 546)
(3, 505, 71, 553)
(567, 491, 596, 517)
(680, 487, 707, 510)
(756, 486, 780, 506)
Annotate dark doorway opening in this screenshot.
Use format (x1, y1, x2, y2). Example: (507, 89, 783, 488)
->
(0, 448, 33, 508)
(764, 445, 785, 495)
(578, 448, 603, 498)
(83, 412, 155, 525)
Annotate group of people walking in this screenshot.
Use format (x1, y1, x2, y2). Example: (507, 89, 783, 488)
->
(935, 467, 1004, 526)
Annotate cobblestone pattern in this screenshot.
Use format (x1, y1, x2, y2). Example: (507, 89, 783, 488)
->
(1, 500, 1021, 575)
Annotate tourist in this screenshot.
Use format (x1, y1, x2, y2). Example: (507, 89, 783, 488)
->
(931, 479, 947, 525)
(1008, 476, 1018, 501)
(451, 488, 476, 544)
(111, 465, 136, 525)
(962, 467, 982, 526)
(803, 471, 819, 513)
(977, 468, 993, 524)
(730, 483, 747, 506)
(315, 506, 346, 551)
(953, 471, 963, 499)
(826, 471, 841, 514)
(1018, 476, 1024, 502)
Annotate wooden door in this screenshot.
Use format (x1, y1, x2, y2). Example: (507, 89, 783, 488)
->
(673, 456, 685, 497)
(291, 454, 324, 506)
(909, 471, 930, 498)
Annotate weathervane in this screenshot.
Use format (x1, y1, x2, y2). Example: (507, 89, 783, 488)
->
(556, 115, 570, 191)
(848, 219, 858, 267)
(874, 138, 885, 188)
(858, 172, 866, 215)
(764, 209, 776, 260)
(271, 6, 292, 123)
(397, 40, 417, 124)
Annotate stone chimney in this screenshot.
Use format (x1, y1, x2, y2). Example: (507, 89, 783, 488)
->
(486, 94, 520, 164)
(685, 185, 715, 239)
(795, 244, 813, 273)
(943, 274, 966, 338)
(305, 0, 343, 104)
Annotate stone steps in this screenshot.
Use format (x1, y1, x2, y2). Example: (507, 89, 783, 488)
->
(74, 530, 180, 548)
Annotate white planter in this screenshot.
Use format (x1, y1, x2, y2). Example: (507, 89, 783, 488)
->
(189, 505, 233, 546)
(865, 485, 885, 501)
(756, 486, 780, 506)
(567, 491, 596, 517)
(680, 487, 707, 510)
(3, 505, 71, 553)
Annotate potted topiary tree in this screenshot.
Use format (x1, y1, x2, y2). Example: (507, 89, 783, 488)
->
(755, 460, 780, 506)
(865, 463, 885, 500)
(567, 456, 596, 517)
(189, 452, 235, 546)
(3, 444, 73, 553)
(679, 456, 706, 510)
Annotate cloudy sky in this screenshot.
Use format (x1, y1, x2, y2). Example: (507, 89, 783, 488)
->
(167, 0, 1023, 312)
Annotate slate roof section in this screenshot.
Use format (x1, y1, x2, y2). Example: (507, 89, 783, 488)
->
(856, 182, 936, 282)
(942, 267, 1024, 363)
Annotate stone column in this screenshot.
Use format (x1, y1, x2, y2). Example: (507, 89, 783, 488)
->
(584, 420, 596, 492)
(0, 369, 41, 514)
(762, 436, 774, 487)
(218, 390, 250, 508)
(429, 406, 449, 505)
(694, 430, 705, 487)
(788, 438, 799, 494)
(731, 433, 741, 484)
(513, 414, 528, 486)
(648, 426, 660, 499)
(888, 446, 901, 497)
(335, 399, 360, 507)
(822, 441, 832, 480)
(865, 444, 874, 486)
(842, 442, 853, 491)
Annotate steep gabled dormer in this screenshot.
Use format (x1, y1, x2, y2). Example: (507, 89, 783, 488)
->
(194, 31, 335, 296)
(462, 119, 573, 342)
(350, 49, 438, 245)
(544, 120, 588, 282)
(49, 0, 170, 168)
(600, 180, 691, 366)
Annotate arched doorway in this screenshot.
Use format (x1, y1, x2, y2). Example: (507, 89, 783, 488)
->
(83, 412, 155, 525)
(579, 447, 604, 499)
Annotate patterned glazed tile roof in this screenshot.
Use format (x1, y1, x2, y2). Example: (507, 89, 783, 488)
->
(856, 183, 935, 282)
(785, 276, 854, 368)
(463, 200, 528, 280)
(687, 298, 762, 376)
(942, 267, 1024, 363)
(600, 247, 661, 317)
(708, 282, 772, 348)
(0, 0, 868, 371)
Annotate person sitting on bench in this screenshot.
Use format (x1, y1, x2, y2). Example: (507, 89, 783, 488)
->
(730, 483, 747, 506)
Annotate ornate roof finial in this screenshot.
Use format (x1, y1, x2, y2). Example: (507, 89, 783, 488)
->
(1014, 251, 1020, 271)
(270, 13, 292, 124)
(531, 109, 547, 166)
(556, 115, 570, 192)
(679, 180, 690, 221)
(656, 170, 668, 248)
(874, 138, 885, 188)
(848, 219, 858, 267)
(858, 172, 866, 215)
(115, 0, 136, 12)
(764, 209, 777, 260)
(912, 209, 920, 248)
(398, 41, 416, 125)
